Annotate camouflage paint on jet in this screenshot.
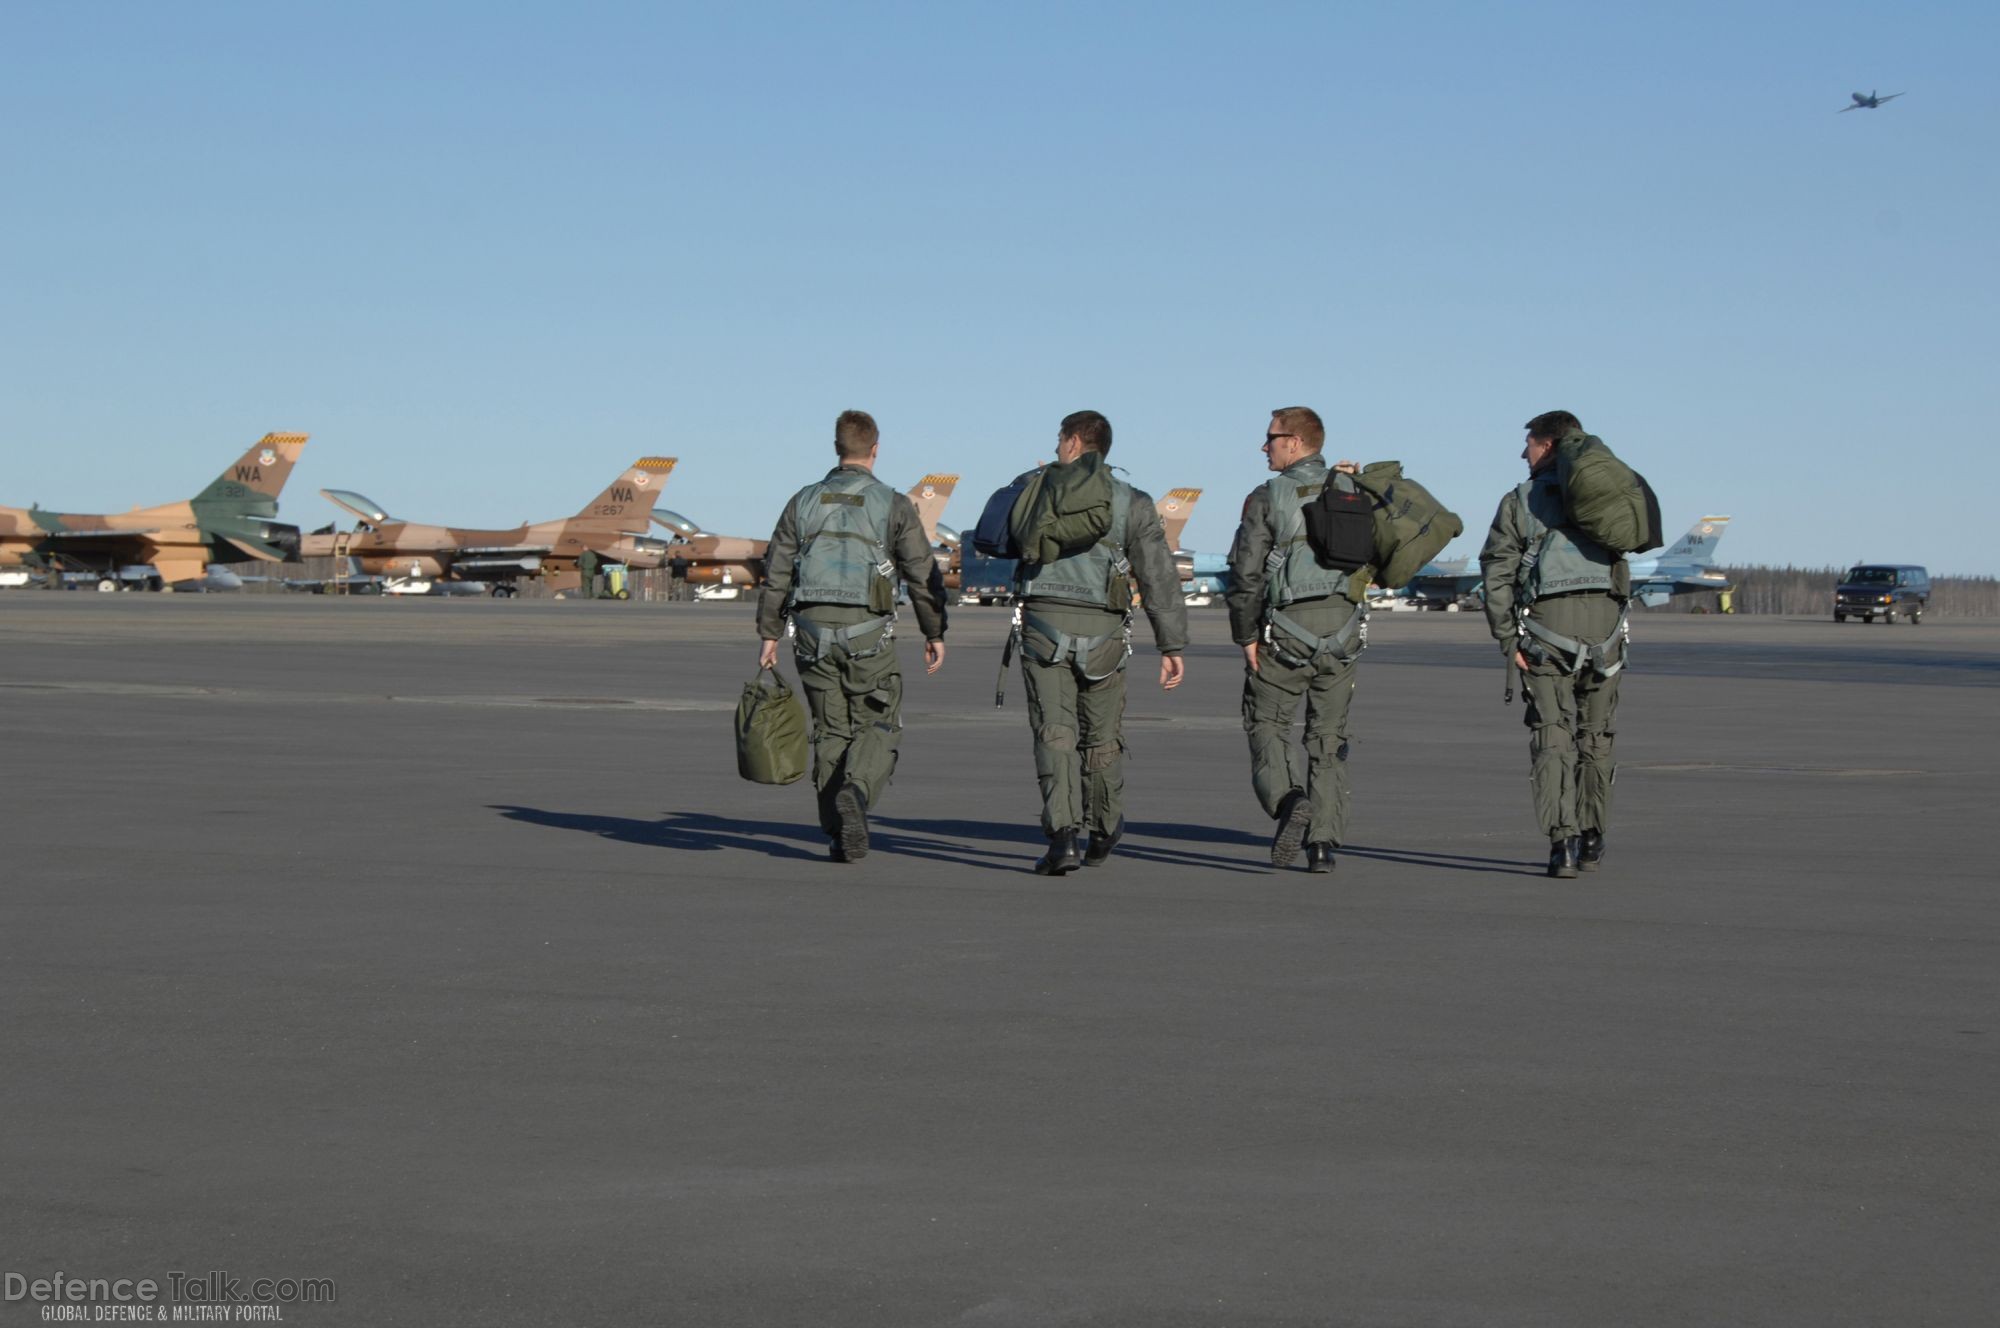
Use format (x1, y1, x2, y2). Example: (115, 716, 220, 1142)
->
(300, 458, 677, 594)
(0, 434, 307, 587)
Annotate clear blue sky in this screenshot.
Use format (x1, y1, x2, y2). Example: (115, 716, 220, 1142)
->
(4, 2, 1995, 572)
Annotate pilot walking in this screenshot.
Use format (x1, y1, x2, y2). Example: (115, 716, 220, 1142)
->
(1226, 407, 1366, 873)
(1011, 410, 1188, 875)
(1478, 410, 1629, 878)
(757, 411, 949, 861)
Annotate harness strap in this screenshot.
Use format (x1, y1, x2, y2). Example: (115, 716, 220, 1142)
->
(1263, 604, 1368, 668)
(791, 613, 895, 665)
(1517, 603, 1631, 679)
(1022, 610, 1132, 681)
(995, 606, 1022, 707)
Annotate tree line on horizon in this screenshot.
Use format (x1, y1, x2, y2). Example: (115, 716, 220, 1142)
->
(1672, 566, 2000, 617)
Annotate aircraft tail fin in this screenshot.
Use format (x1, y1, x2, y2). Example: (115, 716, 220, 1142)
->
(574, 457, 675, 531)
(1157, 487, 1202, 550)
(1664, 515, 1731, 565)
(905, 473, 958, 547)
(194, 433, 308, 509)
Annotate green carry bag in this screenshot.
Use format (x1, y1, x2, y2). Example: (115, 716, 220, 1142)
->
(1554, 433, 1663, 554)
(1009, 452, 1114, 566)
(735, 666, 809, 785)
(1350, 461, 1465, 589)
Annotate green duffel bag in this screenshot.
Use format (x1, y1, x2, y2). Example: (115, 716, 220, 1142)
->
(735, 667, 809, 785)
(1555, 432, 1663, 554)
(1350, 461, 1465, 589)
(1009, 451, 1114, 566)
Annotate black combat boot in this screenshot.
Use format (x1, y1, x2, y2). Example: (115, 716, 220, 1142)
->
(1035, 828, 1084, 876)
(833, 784, 870, 862)
(1084, 816, 1124, 867)
(1271, 788, 1311, 868)
(1305, 843, 1336, 874)
(1578, 829, 1605, 871)
(1548, 837, 1580, 879)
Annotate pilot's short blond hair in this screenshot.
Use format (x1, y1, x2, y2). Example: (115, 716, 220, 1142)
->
(1270, 406, 1324, 452)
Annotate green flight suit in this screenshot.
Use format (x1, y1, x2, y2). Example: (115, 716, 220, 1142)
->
(1479, 462, 1630, 844)
(1225, 457, 1363, 846)
(757, 464, 950, 837)
(792, 605, 905, 836)
(1014, 466, 1189, 838)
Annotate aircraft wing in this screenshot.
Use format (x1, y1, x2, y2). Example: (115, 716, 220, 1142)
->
(1838, 103, 1860, 112)
(453, 546, 551, 573)
(32, 528, 165, 541)
(1404, 560, 1484, 602)
(1632, 570, 1731, 606)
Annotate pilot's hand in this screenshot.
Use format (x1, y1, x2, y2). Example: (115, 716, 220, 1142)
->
(1242, 642, 1260, 674)
(1513, 649, 1530, 673)
(925, 640, 946, 674)
(1160, 654, 1185, 691)
(1333, 459, 1361, 475)
(758, 639, 779, 670)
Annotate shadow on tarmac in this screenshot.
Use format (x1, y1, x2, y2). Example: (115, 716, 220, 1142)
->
(488, 806, 1273, 876)
(1128, 821, 1546, 878)
(874, 817, 1271, 877)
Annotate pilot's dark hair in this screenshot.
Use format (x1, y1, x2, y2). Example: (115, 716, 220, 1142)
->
(1270, 406, 1326, 451)
(1523, 410, 1583, 441)
(834, 409, 879, 458)
(1060, 410, 1113, 457)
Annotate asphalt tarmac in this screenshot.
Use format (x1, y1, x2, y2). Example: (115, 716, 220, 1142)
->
(4, 597, 1995, 1327)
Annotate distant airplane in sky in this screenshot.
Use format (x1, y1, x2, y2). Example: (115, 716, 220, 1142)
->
(1839, 90, 1903, 112)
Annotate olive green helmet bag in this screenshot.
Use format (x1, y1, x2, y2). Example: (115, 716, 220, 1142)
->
(1553, 433, 1663, 554)
(1009, 452, 1115, 567)
(735, 667, 809, 785)
(1350, 461, 1465, 589)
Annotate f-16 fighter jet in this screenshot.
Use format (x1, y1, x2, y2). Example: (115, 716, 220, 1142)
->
(303, 458, 677, 595)
(0, 433, 306, 590)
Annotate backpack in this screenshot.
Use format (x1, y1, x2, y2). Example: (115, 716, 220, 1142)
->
(1009, 453, 1115, 567)
(734, 667, 808, 785)
(1553, 433, 1663, 554)
(971, 473, 1032, 559)
(1349, 461, 1464, 589)
(1302, 481, 1376, 572)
